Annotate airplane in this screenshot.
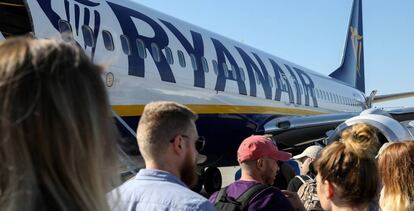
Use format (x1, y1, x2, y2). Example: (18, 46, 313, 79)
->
(1, 0, 414, 193)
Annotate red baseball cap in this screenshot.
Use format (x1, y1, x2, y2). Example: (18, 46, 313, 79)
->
(237, 135, 292, 163)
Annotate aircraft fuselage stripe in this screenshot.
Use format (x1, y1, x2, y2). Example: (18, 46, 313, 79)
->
(112, 104, 327, 116)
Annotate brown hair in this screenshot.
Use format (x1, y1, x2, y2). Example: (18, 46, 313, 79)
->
(0, 37, 119, 210)
(378, 141, 414, 211)
(341, 123, 380, 158)
(137, 101, 197, 162)
(316, 123, 379, 207)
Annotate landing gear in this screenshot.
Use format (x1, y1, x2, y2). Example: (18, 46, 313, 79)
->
(203, 167, 222, 194)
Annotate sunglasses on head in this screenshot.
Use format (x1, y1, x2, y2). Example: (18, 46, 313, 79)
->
(170, 135, 205, 152)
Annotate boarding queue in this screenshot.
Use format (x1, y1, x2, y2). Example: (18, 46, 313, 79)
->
(0, 37, 413, 211)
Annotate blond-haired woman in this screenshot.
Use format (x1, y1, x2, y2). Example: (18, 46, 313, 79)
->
(315, 123, 379, 211)
(378, 141, 414, 211)
(0, 37, 119, 210)
(340, 123, 380, 158)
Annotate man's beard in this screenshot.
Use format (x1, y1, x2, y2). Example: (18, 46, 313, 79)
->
(262, 166, 277, 186)
(180, 151, 198, 188)
(262, 174, 275, 186)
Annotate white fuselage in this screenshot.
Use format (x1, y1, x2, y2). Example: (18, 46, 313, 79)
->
(25, 0, 365, 118)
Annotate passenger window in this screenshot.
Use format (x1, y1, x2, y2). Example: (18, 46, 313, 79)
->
(201, 57, 209, 73)
(190, 54, 197, 70)
(212, 60, 218, 75)
(222, 63, 229, 77)
(240, 67, 246, 82)
(177, 50, 186, 67)
(120, 35, 131, 55)
(272, 77, 277, 88)
(58, 20, 73, 42)
(165, 47, 173, 65)
(268, 75, 273, 88)
(81, 25, 95, 47)
(274, 77, 279, 88)
(136, 39, 147, 59)
(230, 65, 237, 79)
(151, 43, 160, 62)
(102, 30, 114, 51)
(255, 72, 261, 85)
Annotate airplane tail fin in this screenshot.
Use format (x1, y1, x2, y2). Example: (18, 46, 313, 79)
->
(329, 0, 365, 93)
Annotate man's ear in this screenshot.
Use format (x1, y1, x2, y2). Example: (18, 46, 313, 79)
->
(256, 158, 264, 169)
(171, 135, 183, 155)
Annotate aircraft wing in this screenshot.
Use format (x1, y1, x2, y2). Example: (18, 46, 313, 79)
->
(386, 107, 414, 122)
(258, 107, 414, 149)
(373, 91, 414, 103)
(258, 112, 359, 147)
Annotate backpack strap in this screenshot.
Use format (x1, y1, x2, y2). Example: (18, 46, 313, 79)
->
(295, 175, 307, 184)
(304, 175, 314, 182)
(237, 184, 269, 210)
(214, 186, 229, 204)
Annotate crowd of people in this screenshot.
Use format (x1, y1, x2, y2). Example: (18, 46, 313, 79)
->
(0, 37, 413, 211)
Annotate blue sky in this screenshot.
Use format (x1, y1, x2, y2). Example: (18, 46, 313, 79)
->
(135, 0, 413, 108)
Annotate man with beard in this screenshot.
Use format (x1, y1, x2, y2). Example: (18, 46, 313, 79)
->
(209, 135, 305, 211)
(109, 101, 215, 210)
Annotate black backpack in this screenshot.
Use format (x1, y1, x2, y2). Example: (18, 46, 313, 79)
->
(214, 184, 269, 211)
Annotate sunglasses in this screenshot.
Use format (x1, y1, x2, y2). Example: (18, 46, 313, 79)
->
(170, 135, 205, 152)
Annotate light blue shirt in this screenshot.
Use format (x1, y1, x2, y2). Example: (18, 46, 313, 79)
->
(108, 169, 216, 211)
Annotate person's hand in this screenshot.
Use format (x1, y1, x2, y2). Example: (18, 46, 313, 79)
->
(281, 190, 306, 211)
